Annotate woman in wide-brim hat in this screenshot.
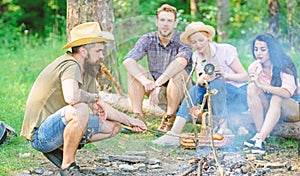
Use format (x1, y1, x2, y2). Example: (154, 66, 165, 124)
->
(153, 21, 249, 146)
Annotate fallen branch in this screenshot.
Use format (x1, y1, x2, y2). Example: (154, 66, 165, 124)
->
(100, 63, 125, 96)
(99, 91, 165, 118)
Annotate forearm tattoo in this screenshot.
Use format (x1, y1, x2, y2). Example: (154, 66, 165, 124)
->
(79, 89, 98, 103)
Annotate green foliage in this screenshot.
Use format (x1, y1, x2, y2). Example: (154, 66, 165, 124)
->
(197, 1, 218, 27)
(0, 32, 65, 175)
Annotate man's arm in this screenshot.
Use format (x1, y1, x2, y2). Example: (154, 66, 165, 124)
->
(62, 79, 99, 105)
(123, 58, 155, 92)
(154, 57, 187, 87)
(123, 58, 150, 84)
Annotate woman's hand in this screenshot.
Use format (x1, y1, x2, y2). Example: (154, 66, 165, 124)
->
(214, 65, 223, 77)
(250, 73, 267, 90)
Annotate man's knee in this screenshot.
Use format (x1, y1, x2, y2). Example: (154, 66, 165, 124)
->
(64, 103, 89, 123)
(109, 122, 121, 137)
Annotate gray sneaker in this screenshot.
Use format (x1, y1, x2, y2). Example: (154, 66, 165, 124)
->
(60, 162, 81, 176)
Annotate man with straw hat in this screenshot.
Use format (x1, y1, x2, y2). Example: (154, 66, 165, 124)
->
(122, 4, 193, 134)
(21, 22, 146, 175)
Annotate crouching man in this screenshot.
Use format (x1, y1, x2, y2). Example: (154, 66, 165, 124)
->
(21, 22, 146, 176)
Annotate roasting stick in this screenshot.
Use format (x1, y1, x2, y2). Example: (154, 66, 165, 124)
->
(182, 79, 202, 156)
(204, 80, 224, 176)
(100, 63, 125, 96)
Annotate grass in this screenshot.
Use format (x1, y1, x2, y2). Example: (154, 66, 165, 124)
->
(0, 34, 299, 175)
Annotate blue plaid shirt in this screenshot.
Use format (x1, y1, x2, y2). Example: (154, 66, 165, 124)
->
(124, 30, 193, 79)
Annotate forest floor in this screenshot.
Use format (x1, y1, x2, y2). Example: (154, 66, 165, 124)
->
(17, 130, 300, 176)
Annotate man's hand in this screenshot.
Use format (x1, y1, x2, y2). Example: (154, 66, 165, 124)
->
(128, 118, 147, 133)
(140, 79, 156, 92)
(94, 100, 107, 123)
(149, 86, 161, 105)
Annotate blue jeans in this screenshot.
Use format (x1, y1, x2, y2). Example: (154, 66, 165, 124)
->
(177, 79, 248, 122)
(28, 108, 102, 153)
(226, 84, 248, 114)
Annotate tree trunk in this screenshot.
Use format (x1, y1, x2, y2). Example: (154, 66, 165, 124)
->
(217, 0, 230, 41)
(286, 0, 295, 47)
(66, 0, 121, 92)
(268, 0, 281, 36)
(190, 0, 197, 18)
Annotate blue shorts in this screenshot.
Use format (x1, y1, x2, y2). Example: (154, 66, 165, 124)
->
(28, 108, 102, 153)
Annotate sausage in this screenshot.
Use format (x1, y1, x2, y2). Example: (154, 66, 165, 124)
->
(213, 133, 224, 140)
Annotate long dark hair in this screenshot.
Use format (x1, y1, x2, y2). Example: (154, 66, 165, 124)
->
(251, 33, 298, 90)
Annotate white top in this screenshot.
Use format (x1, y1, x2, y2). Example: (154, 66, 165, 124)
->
(192, 42, 247, 88)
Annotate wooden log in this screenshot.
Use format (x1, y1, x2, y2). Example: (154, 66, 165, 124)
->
(270, 121, 300, 139)
(109, 155, 147, 163)
(99, 91, 300, 138)
(227, 113, 300, 139)
(99, 91, 165, 118)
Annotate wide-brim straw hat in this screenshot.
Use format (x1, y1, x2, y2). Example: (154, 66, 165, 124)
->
(62, 22, 114, 49)
(180, 22, 215, 45)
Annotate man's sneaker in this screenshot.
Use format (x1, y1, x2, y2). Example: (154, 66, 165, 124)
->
(60, 162, 81, 176)
(251, 139, 265, 154)
(244, 138, 256, 147)
(43, 148, 63, 168)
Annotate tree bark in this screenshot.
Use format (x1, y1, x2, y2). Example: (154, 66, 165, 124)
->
(217, 0, 230, 41)
(286, 0, 295, 47)
(66, 0, 121, 92)
(268, 0, 281, 36)
(190, 0, 197, 18)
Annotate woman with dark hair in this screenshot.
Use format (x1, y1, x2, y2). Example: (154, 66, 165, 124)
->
(244, 33, 299, 154)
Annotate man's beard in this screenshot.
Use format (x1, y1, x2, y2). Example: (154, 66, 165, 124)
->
(159, 30, 172, 38)
(84, 54, 100, 77)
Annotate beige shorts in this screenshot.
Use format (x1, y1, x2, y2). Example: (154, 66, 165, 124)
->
(145, 70, 191, 111)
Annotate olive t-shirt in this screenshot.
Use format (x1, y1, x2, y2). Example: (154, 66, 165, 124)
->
(21, 53, 97, 140)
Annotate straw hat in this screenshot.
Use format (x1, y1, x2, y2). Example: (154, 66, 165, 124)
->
(180, 22, 215, 45)
(62, 22, 114, 49)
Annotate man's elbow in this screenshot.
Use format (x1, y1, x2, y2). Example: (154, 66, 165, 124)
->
(176, 57, 188, 67)
(65, 98, 80, 106)
(122, 58, 135, 67)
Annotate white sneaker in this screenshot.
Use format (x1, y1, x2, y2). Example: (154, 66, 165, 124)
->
(152, 131, 179, 146)
(251, 139, 266, 154)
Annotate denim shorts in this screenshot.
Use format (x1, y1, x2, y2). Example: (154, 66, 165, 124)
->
(28, 107, 102, 153)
